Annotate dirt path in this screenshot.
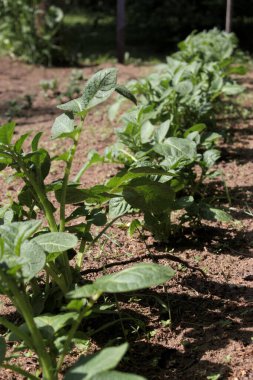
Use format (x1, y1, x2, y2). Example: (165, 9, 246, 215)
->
(0, 57, 252, 380)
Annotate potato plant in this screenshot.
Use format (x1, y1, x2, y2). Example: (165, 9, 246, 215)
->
(0, 68, 175, 378)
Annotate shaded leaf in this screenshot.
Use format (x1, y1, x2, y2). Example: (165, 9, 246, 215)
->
(115, 85, 137, 105)
(64, 343, 128, 380)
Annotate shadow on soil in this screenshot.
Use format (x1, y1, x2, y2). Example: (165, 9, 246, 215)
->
(85, 275, 252, 380)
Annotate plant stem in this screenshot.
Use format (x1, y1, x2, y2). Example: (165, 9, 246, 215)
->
(1, 273, 55, 380)
(12, 152, 58, 232)
(59, 132, 80, 232)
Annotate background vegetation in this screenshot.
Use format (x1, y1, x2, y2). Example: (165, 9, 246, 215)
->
(1, 0, 253, 65)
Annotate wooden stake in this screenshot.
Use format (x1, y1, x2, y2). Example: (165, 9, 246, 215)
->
(117, 0, 125, 64)
(225, 0, 233, 33)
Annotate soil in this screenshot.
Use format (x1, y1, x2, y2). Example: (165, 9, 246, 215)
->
(0, 56, 252, 380)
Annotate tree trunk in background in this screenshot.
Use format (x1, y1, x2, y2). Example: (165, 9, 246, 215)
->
(35, 0, 48, 36)
(117, 0, 125, 64)
(225, 0, 233, 32)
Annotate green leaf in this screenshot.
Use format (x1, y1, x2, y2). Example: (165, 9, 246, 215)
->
(52, 113, 75, 139)
(128, 219, 141, 237)
(155, 120, 171, 143)
(109, 197, 132, 218)
(123, 178, 175, 213)
(184, 123, 206, 138)
(154, 137, 196, 161)
(31, 132, 43, 151)
(82, 68, 117, 109)
(0, 220, 42, 255)
(202, 149, 220, 168)
(175, 80, 193, 95)
(115, 85, 137, 105)
(200, 206, 233, 222)
(89, 371, 146, 380)
(32, 232, 78, 253)
(14, 133, 31, 153)
(35, 312, 78, 334)
(57, 97, 85, 113)
(55, 185, 112, 205)
(64, 343, 128, 380)
(0, 336, 6, 364)
(140, 120, 155, 144)
(67, 283, 101, 300)
(0, 122, 15, 145)
(20, 240, 46, 280)
(95, 263, 175, 293)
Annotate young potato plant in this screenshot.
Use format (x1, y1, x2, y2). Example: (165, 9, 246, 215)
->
(0, 68, 176, 379)
(0, 68, 138, 305)
(0, 217, 175, 379)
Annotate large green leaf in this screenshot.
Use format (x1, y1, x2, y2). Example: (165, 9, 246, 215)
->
(32, 232, 78, 253)
(52, 113, 75, 139)
(123, 178, 175, 213)
(82, 68, 117, 109)
(64, 344, 128, 380)
(95, 263, 175, 293)
(154, 137, 196, 161)
(68, 263, 175, 298)
(55, 185, 112, 204)
(20, 240, 46, 280)
(0, 220, 42, 256)
(109, 197, 132, 218)
(35, 312, 78, 335)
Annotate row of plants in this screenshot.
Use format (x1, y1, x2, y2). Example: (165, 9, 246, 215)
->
(0, 29, 245, 379)
(0, 67, 175, 380)
(99, 28, 245, 241)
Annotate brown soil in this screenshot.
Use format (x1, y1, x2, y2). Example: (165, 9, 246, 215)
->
(0, 57, 252, 380)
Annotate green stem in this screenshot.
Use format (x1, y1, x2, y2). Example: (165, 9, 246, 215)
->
(13, 153, 58, 232)
(118, 149, 137, 162)
(59, 137, 79, 232)
(1, 273, 55, 380)
(75, 237, 87, 272)
(1, 364, 39, 380)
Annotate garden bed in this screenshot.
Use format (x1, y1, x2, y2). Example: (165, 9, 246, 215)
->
(0, 56, 252, 380)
